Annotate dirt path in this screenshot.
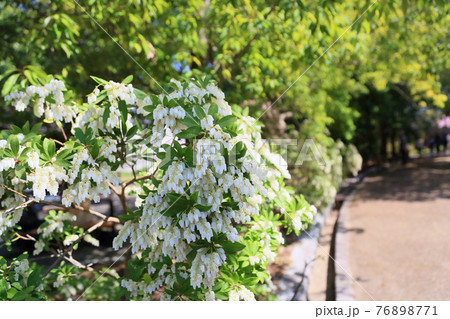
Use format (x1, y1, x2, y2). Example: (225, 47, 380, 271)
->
(346, 156, 450, 300)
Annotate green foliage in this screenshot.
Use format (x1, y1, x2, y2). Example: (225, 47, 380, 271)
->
(0, 253, 47, 301)
(0, 0, 449, 301)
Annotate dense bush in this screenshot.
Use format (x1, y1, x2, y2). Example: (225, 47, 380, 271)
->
(0, 76, 315, 300)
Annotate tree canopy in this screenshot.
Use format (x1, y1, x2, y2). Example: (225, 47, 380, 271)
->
(1, 0, 449, 205)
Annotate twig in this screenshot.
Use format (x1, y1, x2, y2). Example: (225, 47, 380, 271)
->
(0, 186, 120, 224)
(35, 200, 120, 224)
(49, 138, 65, 146)
(42, 218, 107, 277)
(64, 255, 94, 272)
(0, 184, 28, 198)
(1, 199, 35, 214)
(123, 173, 155, 187)
(14, 233, 37, 242)
(108, 181, 121, 197)
(59, 125, 68, 142)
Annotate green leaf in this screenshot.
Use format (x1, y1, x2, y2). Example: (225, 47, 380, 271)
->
(118, 214, 137, 222)
(31, 122, 42, 133)
(122, 75, 133, 84)
(184, 145, 194, 167)
(90, 141, 100, 158)
(208, 103, 218, 116)
(190, 191, 199, 203)
(167, 193, 190, 205)
(229, 141, 246, 162)
(179, 112, 199, 127)
(0, 278, 8, 300)
(126, 259, 145, 281)
(22, 121, 30, 134)
(143, 104, 156, 114)
(217, 115, 237, 128)
(186, 249, 197, 262)
(85, 127, 94, 142)
(26, 65, 48, 82)
(14, 165, 26, 179)
(221, 201, 240, 210)
(2, 73, 20, 96)
(126, 125, 138, 139)
(173, 139, 183, 154)
(11, 290, 30, 301)
(194, 105, 206, 120)
(221, 241, 246, 254)
(0, 69, 18, 83)
(8, 135, 19, 156)
(43, 138, 56, 158)
(118, 100, 128, 123)
(74, 128, 85, 144)
(143, 273, 152, 285)
(134, 88, 147, 100)
(27, 270, 42, 288)
(242, 276, 259, 286)
(161, 205, 181, 217)
(95, 90, 107, 104)
(56, 148, 73, 161)
(24, 69, 38, 86)
(102, 104, 111, 126)
(176, 126, 202, 139)
(163, 194, 192, 217)
(159, 158, 172, 170)
(195, 204, 212, 212)
(6, 287, 18, 300)
(90, 76, 108, 85)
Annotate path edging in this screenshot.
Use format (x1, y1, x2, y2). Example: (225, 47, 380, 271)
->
(277, 200, 334, 301)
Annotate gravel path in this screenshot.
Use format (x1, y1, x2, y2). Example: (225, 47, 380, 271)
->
(346, 156, 450, 300)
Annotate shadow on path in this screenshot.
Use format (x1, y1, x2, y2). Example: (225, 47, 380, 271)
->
(356, 157, 450, 202)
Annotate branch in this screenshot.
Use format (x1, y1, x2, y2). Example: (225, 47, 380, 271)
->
(59, 125, 68, 142)
(0, 185, 120, 224)
(49, 138, 65, 146)
(43, 218, 107, 277)
(0, 184, 28, 198)
(13, 232, 36, 242)
(2, 199, 35, 214)
(123, 172, 156, 188)
(123, 163, 159, 188)
(64, 255, 94, 272)
(39, 200, 120, 224)
(108, 182, 121, 196)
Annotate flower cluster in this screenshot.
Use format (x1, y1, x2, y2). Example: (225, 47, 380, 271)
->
(111, 79, 310, 300)
(12, 258, 30, 283)
(228, 285, 256, 301)
(74, 80, 136, 134)
(61, 149, 120, 206)
(0, 166, 27, 236)
(27, 164, 67, 201)
(5, 80, 77, 122)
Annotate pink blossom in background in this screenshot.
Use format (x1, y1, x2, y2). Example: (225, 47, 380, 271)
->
(437, 116, 450, 128)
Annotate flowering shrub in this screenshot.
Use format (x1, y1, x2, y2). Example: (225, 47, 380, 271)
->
(0, 75, 315, 300)
(342, 143, 363, 177)
(287, 120, 362, 210)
